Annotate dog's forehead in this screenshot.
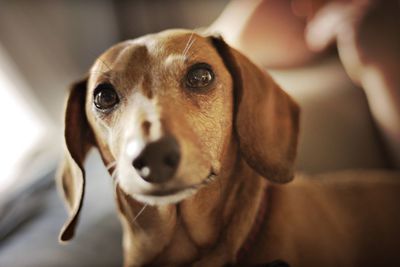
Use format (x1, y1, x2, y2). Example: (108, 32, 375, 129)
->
(90, 30, 217, 77)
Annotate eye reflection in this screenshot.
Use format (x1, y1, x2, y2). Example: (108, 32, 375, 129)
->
(93, 83, 119, 111)
(185, 63, 214, 89)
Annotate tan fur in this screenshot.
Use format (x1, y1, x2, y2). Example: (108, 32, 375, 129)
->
(57, 29, 400, 267)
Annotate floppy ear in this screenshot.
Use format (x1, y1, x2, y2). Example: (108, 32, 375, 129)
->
(211, 36, 300, 183)
(57, 78, 94, 242)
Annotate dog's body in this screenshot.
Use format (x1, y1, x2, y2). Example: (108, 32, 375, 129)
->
(117, 168, 400, 267)
(253, 171, 400, 267)
(58, 29, 400, 267)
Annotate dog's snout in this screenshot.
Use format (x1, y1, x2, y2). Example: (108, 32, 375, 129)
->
(132, 136, 180, 183)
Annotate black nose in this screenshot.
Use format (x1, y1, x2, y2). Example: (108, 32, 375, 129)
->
(132, 136, 180, 183)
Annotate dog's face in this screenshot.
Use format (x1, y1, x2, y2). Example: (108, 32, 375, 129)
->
(87, 30, 234, 205)
(58, 29, 299, 241)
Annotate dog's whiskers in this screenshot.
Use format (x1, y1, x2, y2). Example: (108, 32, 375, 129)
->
(98, 57, 112, 71)
(185, 38, 196, 57)
(133, 204, 148, 223)
(182, 32, 193, 56)
(111, 167, 118, 180)
(116, 182, 147, 235)
(106, 161, 117, 171)
(182, 33, 196, 57)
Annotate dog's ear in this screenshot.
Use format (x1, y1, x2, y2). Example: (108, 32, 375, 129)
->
(57, 78, 94, 242)
(210, 36, 300, 183)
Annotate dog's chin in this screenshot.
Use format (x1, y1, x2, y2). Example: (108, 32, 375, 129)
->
(123, 172, 216, 206)
(132, 187, 199, 206)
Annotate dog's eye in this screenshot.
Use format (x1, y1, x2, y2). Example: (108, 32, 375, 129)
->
(93, 83, 119, 111)
(185, 63, 214, 89)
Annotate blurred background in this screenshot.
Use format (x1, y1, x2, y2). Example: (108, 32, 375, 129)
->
(0, 0, 398, 266)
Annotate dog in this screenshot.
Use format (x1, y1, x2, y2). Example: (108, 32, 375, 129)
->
(57, 29, 400, 267)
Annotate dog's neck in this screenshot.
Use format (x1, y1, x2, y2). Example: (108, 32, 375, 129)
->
(115, 155, 267, 267)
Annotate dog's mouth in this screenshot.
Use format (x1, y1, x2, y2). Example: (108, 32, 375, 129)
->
(131, 171, 216, 205)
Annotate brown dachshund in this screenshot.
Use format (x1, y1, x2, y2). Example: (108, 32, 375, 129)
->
(57, 29, 400, 267)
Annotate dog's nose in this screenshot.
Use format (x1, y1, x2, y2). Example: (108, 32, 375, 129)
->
(132, 136, 180, 183)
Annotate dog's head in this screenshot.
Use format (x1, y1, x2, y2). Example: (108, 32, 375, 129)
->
(58, 29, 299, 241)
